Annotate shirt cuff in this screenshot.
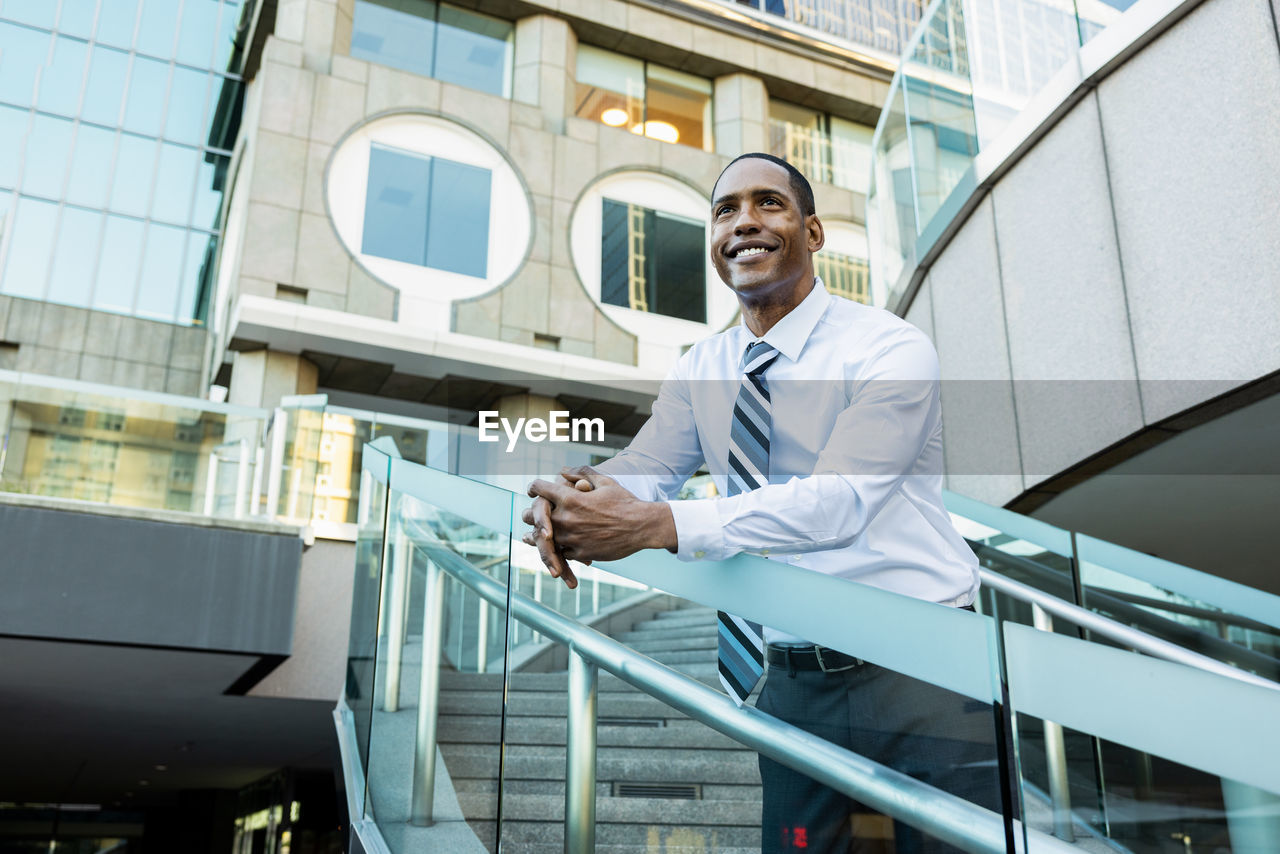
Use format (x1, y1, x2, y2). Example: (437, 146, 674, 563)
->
(666, 499, 725, 561)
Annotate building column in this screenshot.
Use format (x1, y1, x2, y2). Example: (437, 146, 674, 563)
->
(714, 72, 769, 157)
(228, 350, 320, 409)
(513, 15, 577, 134)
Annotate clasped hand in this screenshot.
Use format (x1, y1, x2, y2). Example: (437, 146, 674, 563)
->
(521, 466, 676, 589)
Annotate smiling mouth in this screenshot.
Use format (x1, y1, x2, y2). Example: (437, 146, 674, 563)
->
(731, 246, 774, 258)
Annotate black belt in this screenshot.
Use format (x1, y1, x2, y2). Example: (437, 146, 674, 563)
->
(766, 645, 864, 673)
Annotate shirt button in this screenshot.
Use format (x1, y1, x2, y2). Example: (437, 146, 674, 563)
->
(694, 550, 706, 559)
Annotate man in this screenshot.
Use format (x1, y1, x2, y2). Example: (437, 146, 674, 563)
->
(523, 154, 997, 853)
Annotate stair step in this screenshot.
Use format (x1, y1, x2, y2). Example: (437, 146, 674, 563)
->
(439, 715, 747, 749)
(441, 690, 697, 719)
(634, 614, 717, 632)
(470, 819, 762, 849)
(623, 635, 718, 654)
(459, 792, 761, 825)
(452, 779, 762, 803)
(619, 622, 721, 640)
(439, 666, 722, 693)
(646, 649, 718, 666)
(653, 607, 716, 620)
(440, 744, 761, 785)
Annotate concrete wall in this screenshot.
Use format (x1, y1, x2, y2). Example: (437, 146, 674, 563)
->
(0, 296, 207, 395)
(910, 0, 1280, 506)
(0, 496, 303, 654)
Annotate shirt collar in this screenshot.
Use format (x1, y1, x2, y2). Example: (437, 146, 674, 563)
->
(743, 277, 831, 364)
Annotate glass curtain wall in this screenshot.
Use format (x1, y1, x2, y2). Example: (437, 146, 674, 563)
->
(0, 0, 244, 326)
(600, 199, 706, 322)
(350, 0, 514, 98)
(574, 45, 713, 151)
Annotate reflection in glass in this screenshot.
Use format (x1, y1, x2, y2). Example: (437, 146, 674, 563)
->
(37, 37, 88, 116)
(96, 0, 141, 49)
(424, 157, 490, 278)
(433, 4, 512, 98)
(193, 153, 229, 229)
(346, 449, 389, 784)
(814, 250, 871, 304)
(58, 0, 99, 39)
(93, 214, 145, 313)
(0, 22, 49, 105)
(1, 197, 59, 299)
(350, 0, 512, 97)
(109, 133, 157, 217)
(65, 123, 115, 208)
(164, 66, 211, 145)
(601, 199, 705, 322)
(153, 143, 199, 225)
(137, 0, 181, 58)
(123, 56, 169, 137)
(351, 0, 438, 79)
(21, 114, 74, 199)
(81, 46, 130, 127)
(214, 0, 243, 71)
(361, 146, 492, 278)
(177, 230, 216, 325)
(362, 145, 430, 266)
(47, 205, 103, 306)
(0, 105, 27, 189)
(136, 223, 187, 321)
(176, 0, 221, 68)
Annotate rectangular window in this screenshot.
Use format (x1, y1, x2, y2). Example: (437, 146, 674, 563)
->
(769, 100, 875, 194)
(361, 145, 490, 278)
(815, 250, 871, 305)
(600, 199, 705, 323)
(350, 0, 512, 98)
(575, 46, 712, 151)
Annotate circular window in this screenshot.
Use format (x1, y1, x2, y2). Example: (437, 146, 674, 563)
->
(326, 113, 531, 328)
(569, 171, 736, 357)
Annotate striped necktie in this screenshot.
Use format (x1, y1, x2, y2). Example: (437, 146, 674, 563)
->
(718, 339, 781, 706)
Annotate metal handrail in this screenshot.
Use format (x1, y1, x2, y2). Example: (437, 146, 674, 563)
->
(978, 569, 1280, 692)
(972, 544, 1280, 679)
(407, 528, 1079, 854)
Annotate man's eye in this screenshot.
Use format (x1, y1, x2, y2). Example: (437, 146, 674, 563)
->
(716, 206, 733, 216)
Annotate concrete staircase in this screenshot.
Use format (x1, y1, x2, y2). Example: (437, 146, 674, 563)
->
(439, 603, 764, 852)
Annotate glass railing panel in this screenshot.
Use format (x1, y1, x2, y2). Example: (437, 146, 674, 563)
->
(271, 395, 326, 522)
(346, 442, 393, 811)
(571, 544, 1013, 854)
(368, 459, 513, 853)
(1076, 535, 1280, 681)
(0, 371, 266, 516)
(1004, 621, 1280, 853)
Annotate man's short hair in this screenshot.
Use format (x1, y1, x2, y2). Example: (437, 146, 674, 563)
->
(714, 152, 817, 217)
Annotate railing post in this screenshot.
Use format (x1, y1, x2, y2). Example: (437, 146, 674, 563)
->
(384, 527, 411, 713)
(266, 408, 285, 517)
(1031, 603, 1075, 842)
(566, 649, 598, 854)
(411, 557, 447, 826)
(203, 452, 218, 515)
(234, 439, 250, 518)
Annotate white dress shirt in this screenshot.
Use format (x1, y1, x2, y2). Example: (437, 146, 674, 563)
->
(595, 280, 979, 644)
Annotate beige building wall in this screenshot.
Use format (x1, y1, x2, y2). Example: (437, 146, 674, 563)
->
(219, 0, 885, 381)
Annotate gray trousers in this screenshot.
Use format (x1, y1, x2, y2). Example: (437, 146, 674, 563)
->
(756, 659, 1006, 854)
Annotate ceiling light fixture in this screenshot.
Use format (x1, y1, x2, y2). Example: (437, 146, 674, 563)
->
(642, 120, 679, 144)
(600, 108, 629, 126)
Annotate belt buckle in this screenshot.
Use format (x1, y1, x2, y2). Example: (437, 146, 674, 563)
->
(814, 646, 861, 673)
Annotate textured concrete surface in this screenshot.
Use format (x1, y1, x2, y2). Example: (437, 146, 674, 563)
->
(991, 94, 1143, 481)
(1096, 0, 1280, 421)
(926, 198, 1024, 505)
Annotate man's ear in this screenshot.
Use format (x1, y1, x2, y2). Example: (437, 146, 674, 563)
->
(806, 214, 825, 253)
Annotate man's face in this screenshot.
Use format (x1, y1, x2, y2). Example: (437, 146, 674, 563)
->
(709, 158, 823, 302)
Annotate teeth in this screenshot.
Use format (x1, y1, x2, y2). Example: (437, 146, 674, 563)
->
(736, 247, 769, 257)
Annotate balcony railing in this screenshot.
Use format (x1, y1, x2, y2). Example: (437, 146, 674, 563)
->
(340, 444, 1280, 854)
